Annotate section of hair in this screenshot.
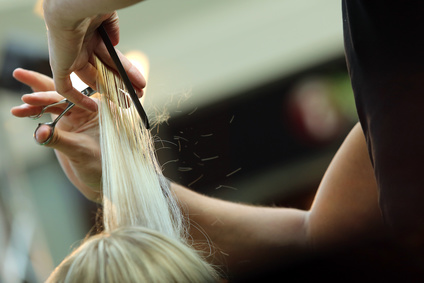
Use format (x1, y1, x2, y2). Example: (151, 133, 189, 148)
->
(96, 57, 184, 240)
(46, 57, 220, 282)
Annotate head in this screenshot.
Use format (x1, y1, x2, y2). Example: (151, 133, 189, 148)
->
(46, 226, 219, 283)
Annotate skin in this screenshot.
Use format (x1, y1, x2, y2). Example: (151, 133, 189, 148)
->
(173, 123, 386, 270)
(12, 68, 101, 201)
(42, 0, 146, 112)
(18, 0, 403, 275)
(11, 69, 387, 274)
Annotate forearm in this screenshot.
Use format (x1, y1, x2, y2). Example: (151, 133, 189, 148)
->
(171, 182, 309, 271)
(171, 123, 386, 272)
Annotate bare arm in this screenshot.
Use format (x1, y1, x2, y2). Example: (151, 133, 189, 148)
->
(307, 122, 385, 247)
(172, 182, 307, 270)
(172, 123, 385, 271)
(11, 72, 384, 273)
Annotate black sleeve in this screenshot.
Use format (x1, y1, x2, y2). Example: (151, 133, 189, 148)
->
(342, 0, 424, 237)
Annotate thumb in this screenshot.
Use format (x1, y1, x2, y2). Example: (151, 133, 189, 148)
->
(34, 124, 94, 158)
(34, 124, 56, 146)
(34, 124, 102, 202)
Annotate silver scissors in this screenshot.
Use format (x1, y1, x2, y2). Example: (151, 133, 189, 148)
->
(32, 86, 96, 145)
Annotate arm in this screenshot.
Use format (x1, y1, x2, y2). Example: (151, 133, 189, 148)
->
(11, 72, 384, 272)
(172, 182, 307, 270)
(172, 123, 385, 271)
(308, 122, 385, 246)
(42, 0, 145, 111)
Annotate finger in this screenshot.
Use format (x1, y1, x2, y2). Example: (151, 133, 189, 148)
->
(11, 103, 66, 118)
(115, 49, 146, 98)
(95, 45, 146, 98)
(34, 124, 98, 161)
(13, 68, 55, 92)
(54, 76, 98, 112)
(102, 12, 120, 46)
(11, 104, 42, 118)
(34, 124, 54, 144)
(21, 91, 64, 106)
(73, 62, 98, 90)
(11, 91, 66, 117)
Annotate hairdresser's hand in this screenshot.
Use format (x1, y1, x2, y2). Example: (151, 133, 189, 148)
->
(43, 0, 146, 112)
(11, 68, 102, 202)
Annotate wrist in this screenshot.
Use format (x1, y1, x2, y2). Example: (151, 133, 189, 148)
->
(43, 0, 85, 30)
(43, 0, 109, 30)
(43, 0, 141, 27)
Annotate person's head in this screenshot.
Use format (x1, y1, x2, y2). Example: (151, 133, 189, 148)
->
(46, 226, 219, 282)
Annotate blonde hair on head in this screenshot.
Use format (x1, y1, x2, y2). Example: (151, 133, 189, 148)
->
(46, 57, 220, 282)
(47, 227, 218, 283)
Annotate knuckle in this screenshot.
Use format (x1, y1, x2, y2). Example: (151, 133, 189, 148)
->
(47, 131, 60, 147)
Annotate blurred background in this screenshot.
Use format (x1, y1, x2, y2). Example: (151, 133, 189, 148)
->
(0, 0, 358, 282)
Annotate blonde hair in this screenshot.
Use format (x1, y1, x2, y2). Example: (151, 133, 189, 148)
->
(46, 58, 219, 282)
(46, 227, 217, 283)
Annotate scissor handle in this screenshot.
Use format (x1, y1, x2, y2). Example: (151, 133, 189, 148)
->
(29, 87, 96, 119)
(33, 87, 97, 145)
(34, 122, 55, 146)
(29, 99, 69, 119)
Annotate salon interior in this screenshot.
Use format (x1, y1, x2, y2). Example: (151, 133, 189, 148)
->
(0, 1, 364, 282)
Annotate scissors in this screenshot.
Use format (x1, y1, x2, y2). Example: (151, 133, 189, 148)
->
(32, 24, 149, 145)
(32, 86, 96, 145)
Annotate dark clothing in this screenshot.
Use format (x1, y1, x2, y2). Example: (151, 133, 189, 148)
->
(342, 1, 424, 236)
(232, 3, 424, 281)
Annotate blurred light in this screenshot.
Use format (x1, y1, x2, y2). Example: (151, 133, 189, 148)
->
(125, 51, 150, 104)
(70, 73, 88, 92)
(70, 51, 149, 100)
(34, 0, 44, 18)
(286, 77, 346, 145)
(125, 50, 150, 81)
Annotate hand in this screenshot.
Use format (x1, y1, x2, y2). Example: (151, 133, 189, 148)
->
(11, 68, 102, 202)
(42, 0, 146, 112)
